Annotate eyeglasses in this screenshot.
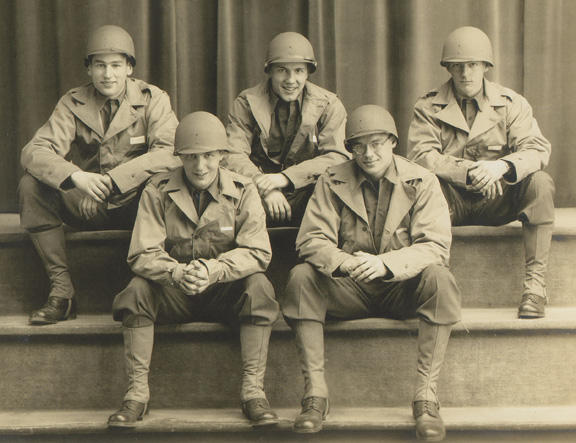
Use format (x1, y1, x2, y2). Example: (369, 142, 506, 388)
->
(348, 138, 391, 155)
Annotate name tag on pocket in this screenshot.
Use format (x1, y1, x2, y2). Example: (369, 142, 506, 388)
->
(220, 226, 233, 232)
(487, 145, 503, 151)
(130, 135, 146, 144)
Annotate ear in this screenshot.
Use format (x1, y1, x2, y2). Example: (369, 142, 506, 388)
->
(127, 64, 134, 76)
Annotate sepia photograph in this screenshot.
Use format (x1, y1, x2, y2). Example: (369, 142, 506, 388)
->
(0, 0, 574, 441)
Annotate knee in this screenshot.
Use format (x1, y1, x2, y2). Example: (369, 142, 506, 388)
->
(418, 264, 461, 322)
(112, 276, 157, 326)
(283, 263, 318, 302)
(242, 273, 279, 325)
(519, 171, 555, 224)
(18, 173, 46, 206)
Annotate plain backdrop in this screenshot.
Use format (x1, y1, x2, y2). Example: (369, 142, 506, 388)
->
(1, 0, 574, 211)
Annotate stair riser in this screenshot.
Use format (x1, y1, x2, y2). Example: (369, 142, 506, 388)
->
(1, 232, 574, 314)
(451, 235, 576, 307)
(2, 328, 575, 410)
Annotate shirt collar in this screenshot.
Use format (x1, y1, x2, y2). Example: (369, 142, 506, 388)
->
(187, 172, 221, 202)
(267, 81, 304, 110)
(452, 79, 488, 112)
(94, 87, 126, 111)
(357, 159, 398, 190)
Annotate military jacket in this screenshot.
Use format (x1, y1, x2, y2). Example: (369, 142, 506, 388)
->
(21, 78, 179, 206)
(224, 80, 349, 189)
(296, 156, 452, 282)
(127, 167, 271, 288)
(407, 79, 551, 189)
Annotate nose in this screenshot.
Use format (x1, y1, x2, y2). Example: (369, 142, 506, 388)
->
(103, 65, 113, 77)
(286, 70, 297, 83)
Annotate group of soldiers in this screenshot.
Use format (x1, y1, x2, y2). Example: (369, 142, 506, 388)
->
(19, 24, 553, 442)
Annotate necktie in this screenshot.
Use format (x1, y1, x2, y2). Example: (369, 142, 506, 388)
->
(464, 99, 477, 129)
(102, 99, 119, 132)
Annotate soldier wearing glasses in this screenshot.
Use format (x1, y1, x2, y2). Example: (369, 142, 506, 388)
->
(280, 105, 461, 441)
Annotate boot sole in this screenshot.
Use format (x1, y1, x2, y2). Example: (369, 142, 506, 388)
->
(251, 418, 280, 427)
(518, 312, 545, 319)
(415, 431, 446, 442)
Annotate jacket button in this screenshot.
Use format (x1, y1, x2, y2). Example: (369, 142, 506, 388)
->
(362, 227, 368, 232)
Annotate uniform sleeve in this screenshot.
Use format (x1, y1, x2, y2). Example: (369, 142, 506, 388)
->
(500, 95, 551, 184)
(407, 99, 475, 188)
(282, 97, 350, 189)
(222, 95, 262, 178)
(20, 98, 83, 189)
(198, 183, 272, 283)
(296, 175, 354, 275)
(127, 182, 183, 287)
(378, 175, 452, 281)
(107, 90, 181, 194)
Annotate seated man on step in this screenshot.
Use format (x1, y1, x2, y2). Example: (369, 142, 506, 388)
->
(407, 26, 555, 319)
(280, 105, 461, 441)
(108, 112, 279, 429)
(223, 32, 349, 226)
(19, 25, 179, 325)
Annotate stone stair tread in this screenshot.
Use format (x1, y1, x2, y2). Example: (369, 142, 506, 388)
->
(1, 208, 575, 242)
(0, 406, 575, 433)
(2, 307, 576, 336)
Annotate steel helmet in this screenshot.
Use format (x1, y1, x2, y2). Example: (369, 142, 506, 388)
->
(174, 112, 229, 155)
(441, 26, 494, 67)
(264, 32, 317, 73)
(345, 105, 398, 149)
(85, 25, 136, 66)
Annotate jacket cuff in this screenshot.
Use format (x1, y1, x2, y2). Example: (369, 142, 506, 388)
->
(197, 258, 224, 285)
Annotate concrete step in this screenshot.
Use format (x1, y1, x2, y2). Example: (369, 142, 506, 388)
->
(0, 209, 574, 315)
(0, 406, 575, 442)
(1, 308, 575, 410)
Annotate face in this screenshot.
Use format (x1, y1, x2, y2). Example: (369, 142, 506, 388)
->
(350, 133, 396, 181)
(268, 62, 308, 102)
(87, 53, 133, 98)
(180, 151, 223, 190)
(446, 61, 489, 98)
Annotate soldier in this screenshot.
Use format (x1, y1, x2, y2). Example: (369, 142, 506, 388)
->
(280, 105, 461, 441)
(223, 32, 349, 226)
(407, 26, 555, 318)
(19, 25, 179, 325)
(108, 112, 279, 428)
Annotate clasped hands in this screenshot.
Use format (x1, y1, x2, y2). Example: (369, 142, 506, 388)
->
(467, 160, 509, 199)
(339, 251, 389, 283)
(174, 261, 210, 296)
(71, 171, 114, 220)
(254, 173, 292, 223)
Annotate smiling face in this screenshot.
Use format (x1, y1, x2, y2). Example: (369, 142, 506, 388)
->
(180, 151, 223, 190)
(268, 62, 308, 102)
(350, 132, 396, 181)
(87, 53, 133, 98)
(446, 61, 488, 98)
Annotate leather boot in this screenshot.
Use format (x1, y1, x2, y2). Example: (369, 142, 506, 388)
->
(28, 227, 76, 325)
(29, 296, 76, 325)
(291, 320, 329, 433)
(107, 400, 148, 428)
(518, 223, 552, 318)
(413, 320, 452, 441)
(108, 325, 154, 428)
(239, 323, 278, 426)
(294, 396, 329, 434)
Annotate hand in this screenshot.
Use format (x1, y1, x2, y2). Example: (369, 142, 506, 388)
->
(340, 251, 389, 283)
(179, 261, 210, 295)
(70, 171, 113, 203)
(480, 181, 503, 199)
(78, 195, 100, 220)
(254, 173, 290, 196)
(262, 190, 292, 223)
(467, 160, 508, 193)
